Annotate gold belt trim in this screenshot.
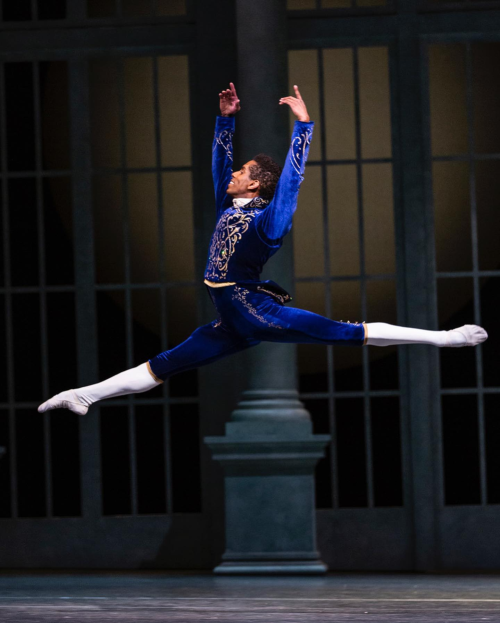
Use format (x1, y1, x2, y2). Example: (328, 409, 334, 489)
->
(204, 279, 236, 288)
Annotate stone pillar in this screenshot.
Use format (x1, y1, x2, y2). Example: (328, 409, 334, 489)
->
(204, 0, 329, 575)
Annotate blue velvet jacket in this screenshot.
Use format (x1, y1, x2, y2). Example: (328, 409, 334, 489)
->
(203, 116, 314, 290)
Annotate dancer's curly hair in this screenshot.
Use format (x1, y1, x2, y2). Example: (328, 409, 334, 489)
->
(249, 154, 282, 201)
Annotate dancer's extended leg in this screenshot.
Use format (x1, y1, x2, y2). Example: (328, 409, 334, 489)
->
(38, 321, 258, 415)
(365, 322, 488, 347)
(228, 289, 488, 348)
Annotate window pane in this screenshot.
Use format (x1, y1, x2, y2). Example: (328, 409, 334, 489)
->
(13, 294, 42, 401)
(129, 173, 159, 283)
(324, 48, 356, 161)
(476, 161, 500, 271)
(367, 280, 399, 391)
(472, 42, 500, 154)
(480, 277, 499, 388)
(125, 57, 155, 169)
(132, 288, 164, 397)
(5, 63, 35, 171)
(433, 161, 472, 272)
(47, 293, 78, 397)
(97, 290, 127, 379)
(101, 406, 131, 515)
(87, 0, 116, 18)
(9, 178, 38, 287)
(304, 399, 332, 509)
(331, 280, 363, 391)
(437, 278, 476, 389)
(163, 171, 195, 282)
(429, 44, 467, 157)
(288, 0, 316, 7)
(157, 0, 186, 15)
(89, 60, 120, 168)
(0, 297, 6, 403)
(167, 287, 198, 398)
(358, 47, 392, 160)
(296, 282, 328, 393)
(363, 163, 395, 275)
(357, 0, 386, 6)
(485, 395, 500, 504)
(132, 289, 162, 364)
(293, 166, 324, 278)
(50, 411, 81, 517)
(93, 175, 125, 284)
(44, 177, 74, 286)
(336, 397, 367, 507)
(41, 62, 70, 169)
(288, 50, 321, 162)
(323, 0, 351, 7)
(0, 410, 10, 517)
(159, 56, 191, 167)
(38, 0, 66, 19)
(16, 409, 46, 517)
(328, 165, 359, 276)
(135, 405, 166, 514)
(371, 396, 403, 507)
(442, 394, 480, 505)
(170, 403, 201, 512)
(123, 0, 153, 16)
(3, 1, 32, 20)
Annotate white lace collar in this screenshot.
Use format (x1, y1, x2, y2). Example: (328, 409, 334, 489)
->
(232, 197, 254, 208)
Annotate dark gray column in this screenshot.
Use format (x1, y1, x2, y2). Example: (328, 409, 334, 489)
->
(69, 60, 101, 520)
(205, 0, 329, 575)
(395, 2, 440, 570)
(235, 0, 301, 408)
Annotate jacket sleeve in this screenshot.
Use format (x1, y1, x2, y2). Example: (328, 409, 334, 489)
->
(257, 120, 314, 244)
(212, 115, 235, 217)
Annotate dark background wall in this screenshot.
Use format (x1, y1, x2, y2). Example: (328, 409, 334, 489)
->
(0, 0, 499, 571)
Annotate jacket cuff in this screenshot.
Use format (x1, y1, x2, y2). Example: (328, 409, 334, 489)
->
(216, 115, 236, 128)
(294, 119, 314, 128)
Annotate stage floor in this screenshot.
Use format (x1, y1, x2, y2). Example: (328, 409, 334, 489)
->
(0, 571, 499, 622)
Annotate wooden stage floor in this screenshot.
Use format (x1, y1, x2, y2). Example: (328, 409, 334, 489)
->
(0, 571, 499, 622)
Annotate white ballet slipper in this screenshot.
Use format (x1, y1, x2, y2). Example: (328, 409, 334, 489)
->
(38, 390, 88, 415)
(447, 325, 488, 347)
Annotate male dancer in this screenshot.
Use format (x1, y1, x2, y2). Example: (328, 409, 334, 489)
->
(39, 83, 487, 415)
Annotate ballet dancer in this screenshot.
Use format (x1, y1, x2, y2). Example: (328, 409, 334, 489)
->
(38, 83, 487, 415)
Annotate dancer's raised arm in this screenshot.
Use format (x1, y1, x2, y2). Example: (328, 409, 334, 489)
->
(258, 85, 314, 244)
(213, 83, 240, 217)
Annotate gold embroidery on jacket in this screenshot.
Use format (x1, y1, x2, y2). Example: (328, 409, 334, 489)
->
(205, 208, 259, 280)
(232, 286, 283, 329)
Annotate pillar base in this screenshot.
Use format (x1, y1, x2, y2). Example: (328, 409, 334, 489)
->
(214, 560, 328, 575)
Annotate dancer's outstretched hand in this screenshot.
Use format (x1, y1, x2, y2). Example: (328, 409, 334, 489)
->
(279, 85, 310, 122)
(219, 82, 241, 116)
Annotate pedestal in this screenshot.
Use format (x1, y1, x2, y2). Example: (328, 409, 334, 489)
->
(205, 393, 330, 575)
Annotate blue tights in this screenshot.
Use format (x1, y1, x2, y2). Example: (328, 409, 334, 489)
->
(148, 284, 366, 382)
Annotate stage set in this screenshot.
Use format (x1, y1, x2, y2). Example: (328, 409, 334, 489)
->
(1, 0, 500, 620)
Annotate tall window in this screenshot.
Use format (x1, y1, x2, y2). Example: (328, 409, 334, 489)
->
(428, 41, 500, 506)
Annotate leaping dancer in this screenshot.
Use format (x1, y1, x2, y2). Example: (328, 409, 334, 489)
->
(39, 83, 488, 416)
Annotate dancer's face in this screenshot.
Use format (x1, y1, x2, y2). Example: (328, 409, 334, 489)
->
(226, 160, 260, 198)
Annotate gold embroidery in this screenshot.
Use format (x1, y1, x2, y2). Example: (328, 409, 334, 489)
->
(256, 286, 291, 304)
(212, 317, 222, 328)
(205, 208, 259, 280)
(204, 279, 236, 288)
(214, 128, 233, 162)
(232, 286, 283, 329)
